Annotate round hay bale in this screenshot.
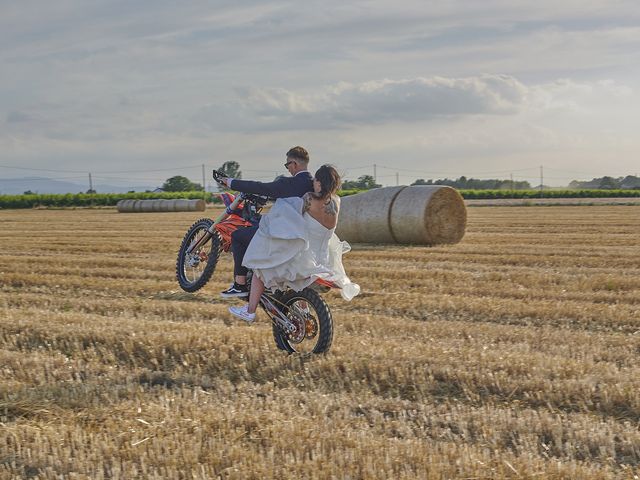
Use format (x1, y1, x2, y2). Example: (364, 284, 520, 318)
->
(131, 200, 143, 212)
(159, 199, 171, 212)
(173, 199, 190, 211)
(390, 186, 466, 244)
(151, 200, 163, 212)
(191, 199, 206, 211)
(335, 185, 466, 245)
(139, 200, 154, 212)
(117, 198, 207, 213)
(335, 186, 405, 244)
(116, 199, 135, 212)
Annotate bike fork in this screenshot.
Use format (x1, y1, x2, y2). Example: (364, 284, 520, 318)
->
(186, 194, 244, 255)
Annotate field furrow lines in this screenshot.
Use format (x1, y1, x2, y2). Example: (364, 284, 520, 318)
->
(2, 206, 640, 479)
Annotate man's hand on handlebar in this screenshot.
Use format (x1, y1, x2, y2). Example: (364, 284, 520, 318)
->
(212, 169, 231, 189)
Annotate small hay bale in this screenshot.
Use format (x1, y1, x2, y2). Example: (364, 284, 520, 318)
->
(116, 199, 205, 213)
(139, 200, 155, 212)
(335, 185, 466, 245)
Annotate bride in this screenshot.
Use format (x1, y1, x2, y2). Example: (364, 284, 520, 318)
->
(229, 164, 360, 323)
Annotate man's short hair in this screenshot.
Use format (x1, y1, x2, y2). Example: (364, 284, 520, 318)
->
(286, 146, 309, 163)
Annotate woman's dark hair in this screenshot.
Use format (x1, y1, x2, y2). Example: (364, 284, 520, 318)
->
(313, 164, 341, 200)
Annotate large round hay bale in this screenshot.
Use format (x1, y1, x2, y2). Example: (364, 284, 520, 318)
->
(335, 186, 405, 244)
(335, 185, 466, 245)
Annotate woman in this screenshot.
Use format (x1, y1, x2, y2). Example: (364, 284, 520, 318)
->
(229, 164, 360, 323)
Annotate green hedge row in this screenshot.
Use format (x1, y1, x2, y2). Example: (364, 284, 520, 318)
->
(2, 188, 639, 209)
(458, 189, 640, 199)
(339, 188, 640, 199)
(0, 191, 216, 209)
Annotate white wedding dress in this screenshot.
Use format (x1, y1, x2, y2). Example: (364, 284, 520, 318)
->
(242, 197, 360, 301)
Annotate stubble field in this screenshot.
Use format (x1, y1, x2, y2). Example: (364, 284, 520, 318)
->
(1, 205, 639, 479)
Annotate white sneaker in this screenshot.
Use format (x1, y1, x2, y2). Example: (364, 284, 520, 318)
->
(229, 304, 256, 323)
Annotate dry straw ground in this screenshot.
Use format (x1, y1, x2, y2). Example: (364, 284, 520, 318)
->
(1, 206, 639, 479)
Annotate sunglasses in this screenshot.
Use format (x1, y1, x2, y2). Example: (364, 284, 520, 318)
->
(284, 160, 296, 167)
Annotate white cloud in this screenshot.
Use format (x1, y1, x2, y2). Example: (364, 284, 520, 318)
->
(195, 75, 531, 131)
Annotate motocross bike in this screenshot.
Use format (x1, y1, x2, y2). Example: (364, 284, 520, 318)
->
(175, 170, 337, 354)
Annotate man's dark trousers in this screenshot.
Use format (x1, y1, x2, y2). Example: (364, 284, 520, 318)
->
(231, 225, 258, 277)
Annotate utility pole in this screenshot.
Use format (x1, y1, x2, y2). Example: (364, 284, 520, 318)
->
(88, 172, 94, 207)
(396, 172, 399, 186)
(373, 164, 377, 184)
(202, 164, 206, 202)
(510, 173, 514, 192)
(540, 165, 543, 197)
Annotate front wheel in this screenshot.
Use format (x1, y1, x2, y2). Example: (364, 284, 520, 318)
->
(176, 218, 221, 292)
(271, 288, 333, 354)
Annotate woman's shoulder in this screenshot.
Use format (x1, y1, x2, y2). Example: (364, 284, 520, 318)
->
(302, 192, 313, 212)
(324, 195, 340, 216)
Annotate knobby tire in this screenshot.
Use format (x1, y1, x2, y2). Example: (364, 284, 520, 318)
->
(271, 288, 333, 354)
(176, 218, 221, 292)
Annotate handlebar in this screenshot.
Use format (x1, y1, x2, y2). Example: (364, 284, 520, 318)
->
(212, 169, 227, 187)
(212, 169, 271, 205)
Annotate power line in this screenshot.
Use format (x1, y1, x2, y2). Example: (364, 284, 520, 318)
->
(374, 164, 539, 176)
(0, 164, 203, 174)
(0, 164, 88, 174)
(0, 175, 89, 181)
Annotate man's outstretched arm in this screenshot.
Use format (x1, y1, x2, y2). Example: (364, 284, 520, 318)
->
(228, 177, 290, 198)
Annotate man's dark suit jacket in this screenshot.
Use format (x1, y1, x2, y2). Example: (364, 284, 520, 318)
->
(228, 171, 314, 277)
(230, 171, 313, 199)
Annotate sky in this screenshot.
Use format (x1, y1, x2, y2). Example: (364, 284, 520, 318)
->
(1, 0, 640, 189)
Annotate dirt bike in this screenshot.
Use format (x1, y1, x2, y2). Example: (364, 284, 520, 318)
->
(175, 170, 337, 354)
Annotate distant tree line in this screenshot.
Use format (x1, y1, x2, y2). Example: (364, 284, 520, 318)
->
(569, 175, 640, 190)
(410, 176, 531, 190)
(155, 165, 640, 193)
(341, 175, 381, 190)
(340, 174, 640, 191)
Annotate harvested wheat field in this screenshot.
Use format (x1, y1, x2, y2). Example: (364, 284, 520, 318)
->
(1, 206, 639, 479)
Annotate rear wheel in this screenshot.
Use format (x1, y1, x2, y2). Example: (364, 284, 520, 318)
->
(176, 218, 221, 292)
(271, 288, 333, 354)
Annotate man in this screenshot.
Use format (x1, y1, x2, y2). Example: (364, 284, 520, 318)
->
(218, 146, 314, 298)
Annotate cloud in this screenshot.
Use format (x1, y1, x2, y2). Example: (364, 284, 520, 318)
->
(2, 1, 639, 181)
(195, 74, 530, 131)
(6, 111, 35, 123)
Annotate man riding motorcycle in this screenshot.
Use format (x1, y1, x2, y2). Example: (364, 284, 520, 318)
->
(216, 146, 314, 298)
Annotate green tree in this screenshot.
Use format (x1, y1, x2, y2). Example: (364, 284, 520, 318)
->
(411, 178, 430, 186)
(599, 176, 619, 189)
(162, 176, 203, 192)
(219, 161, 242, 179)
(342, 175, 381, 190)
